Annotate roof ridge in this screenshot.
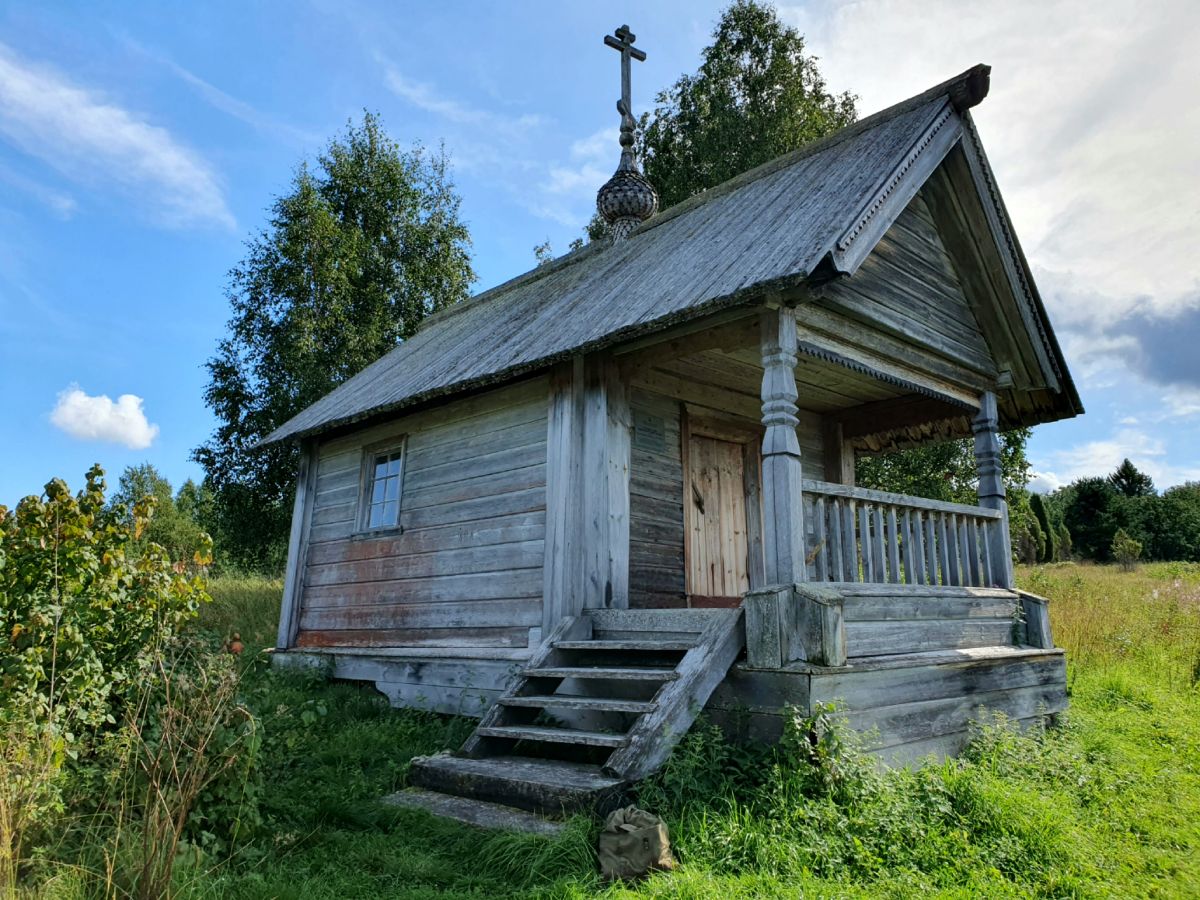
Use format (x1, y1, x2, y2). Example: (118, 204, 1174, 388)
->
(413, 64, 990, 335)
(633, 64, 991, 236)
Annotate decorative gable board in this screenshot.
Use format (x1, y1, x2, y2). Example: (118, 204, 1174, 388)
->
(821, 189, 996, 379)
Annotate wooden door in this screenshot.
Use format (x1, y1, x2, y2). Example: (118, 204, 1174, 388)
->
(686, 434, 750, 607)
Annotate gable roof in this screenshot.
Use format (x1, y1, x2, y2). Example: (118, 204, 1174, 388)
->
(263, 65, 1077, 446)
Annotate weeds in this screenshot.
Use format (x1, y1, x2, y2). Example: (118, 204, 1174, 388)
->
(9, 564, 1200, 897)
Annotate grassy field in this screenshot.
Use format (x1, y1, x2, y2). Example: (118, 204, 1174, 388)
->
(59, 563, 1200, 898)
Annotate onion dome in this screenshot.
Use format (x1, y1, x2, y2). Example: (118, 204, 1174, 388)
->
(597, 25, 656, 242)
(597, 163, 658, 241)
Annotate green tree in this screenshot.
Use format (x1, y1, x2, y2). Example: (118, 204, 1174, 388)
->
(1141, 483, 1200, 561)
(195, 113, 474, 570)
(1062, 478, 1121, 561)
(1029, 492, 1055, 562)
(1109, 458, 1155, 498)
(856, 428, 1032, 504)
(586, 0, 856, 241)
(1056, 522, 1073, 561)
(1111, 527, 1143, 571)
(111, 464, 211, 565)
(641, 0, 856, 211)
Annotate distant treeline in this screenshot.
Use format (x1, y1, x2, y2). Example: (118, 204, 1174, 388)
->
(1030, 459, 1200, 564)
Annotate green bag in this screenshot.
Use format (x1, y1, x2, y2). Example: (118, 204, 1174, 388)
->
(597, 805, 677, 881)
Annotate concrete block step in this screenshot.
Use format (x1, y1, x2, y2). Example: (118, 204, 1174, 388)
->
(409, 753, 627, 815)
(384, 788, 564, 835)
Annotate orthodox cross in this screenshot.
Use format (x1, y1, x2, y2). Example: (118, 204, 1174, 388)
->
(604, 25, 646, 166)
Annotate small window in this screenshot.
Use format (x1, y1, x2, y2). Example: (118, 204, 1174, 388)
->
(362, 445, 405, 530)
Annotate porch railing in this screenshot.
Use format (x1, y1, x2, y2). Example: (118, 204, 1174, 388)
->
(801, 479, 1004, 588)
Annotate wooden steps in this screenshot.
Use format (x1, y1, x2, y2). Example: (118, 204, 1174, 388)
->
(409, 607, 744, 815)
(409, 754, 625, 816)
(476, 725, 629, 747)
(524, 666, 680, 681)
(498, 695, 656, 713)
(553, 639, 697, 651)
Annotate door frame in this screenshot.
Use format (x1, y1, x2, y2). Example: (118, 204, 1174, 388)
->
(681, 405, 766, 606)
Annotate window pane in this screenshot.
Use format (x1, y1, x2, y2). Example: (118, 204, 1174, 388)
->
(368, 502, 387, 528)
(380, 500, 399, 526)
(384, 475, 400, 502)
(371, 479, 386, 504)
(387, 455, 403, 476)
(374, 457, 391, 480)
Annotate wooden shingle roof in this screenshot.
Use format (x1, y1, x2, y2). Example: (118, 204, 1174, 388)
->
(264, 65, 1075, 446)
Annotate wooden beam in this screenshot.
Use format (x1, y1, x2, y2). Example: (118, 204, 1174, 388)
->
(616, 311, 761, 376)
(542, 360, 583, 631)
(834, 393, 967, 440)
(277, 440, 319, 649)
(822, 421, 855, 485)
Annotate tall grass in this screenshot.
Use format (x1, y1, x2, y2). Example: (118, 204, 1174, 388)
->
(13, 563, 1200, 897)
(1021, 561, 1200, 689)
(199, 576, 283, 649)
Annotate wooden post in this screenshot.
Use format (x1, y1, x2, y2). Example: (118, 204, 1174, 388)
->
(759, 306, 806, 586)
(823, 421, 856, 486)
(545, 354, 632, 632)
(276, 440, 318, 650)
(543, 359, 584, 632)
(973, 391, 1014, 588)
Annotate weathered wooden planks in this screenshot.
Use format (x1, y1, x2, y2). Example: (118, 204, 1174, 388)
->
(704, 646, 1067, 759)
(289, 378, 550, 652)
(845, 618, 1015, 658)
(300, 597, 541, 631)
(628, 390, 687, 608)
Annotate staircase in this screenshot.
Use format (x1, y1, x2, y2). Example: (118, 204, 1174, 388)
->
(408, 607, 744, 816)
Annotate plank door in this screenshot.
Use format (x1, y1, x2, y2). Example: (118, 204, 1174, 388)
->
(686, 434, 750, 607)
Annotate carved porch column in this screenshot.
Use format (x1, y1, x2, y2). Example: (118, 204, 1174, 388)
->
(973, 391, 1015, 588)
(759, 306, 806, 586)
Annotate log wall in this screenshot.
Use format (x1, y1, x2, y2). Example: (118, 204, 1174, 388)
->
(626, 385, 827, 609)
(294, 377, 549, 652)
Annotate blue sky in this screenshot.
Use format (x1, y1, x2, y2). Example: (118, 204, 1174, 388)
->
(1, 0, 1197, 505)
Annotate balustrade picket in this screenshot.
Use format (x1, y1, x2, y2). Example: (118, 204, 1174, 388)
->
(799, 480, 1001, 587)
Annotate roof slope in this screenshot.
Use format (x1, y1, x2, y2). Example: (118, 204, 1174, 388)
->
(264, 66, 1036, 445)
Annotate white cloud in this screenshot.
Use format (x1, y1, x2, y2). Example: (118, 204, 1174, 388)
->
(382, 58, 616, 229)
(535, 128, 618, 226)
(1028, 470, 1063, 494)
(0, 42, 233, 229)
(783, 0, 1200, 319)
(50, 386, 159, 449)
(117, 32, 318, 146)
(382, 65, 543, 136)
(1033, 427, 1200, 490)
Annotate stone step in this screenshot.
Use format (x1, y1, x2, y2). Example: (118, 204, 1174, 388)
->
(498, 695, 657, 713)
(476, 724, 629, 747)
(553, 639, 696, 651)
(409, 753, 627, 815)
(524, 666, 680, 681)
(384, 788, 564, 835)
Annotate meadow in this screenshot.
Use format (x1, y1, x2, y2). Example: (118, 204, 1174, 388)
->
(24, 563, 1200, 898)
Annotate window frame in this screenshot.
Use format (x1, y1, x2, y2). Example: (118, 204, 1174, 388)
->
(356, 437, 408, 535)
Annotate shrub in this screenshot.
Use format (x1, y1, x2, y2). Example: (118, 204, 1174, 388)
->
(1112, 528, 1143, 572)
(0, 465, 213, 733)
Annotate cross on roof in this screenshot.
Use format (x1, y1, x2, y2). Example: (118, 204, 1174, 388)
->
(604, 24, 646, 127)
